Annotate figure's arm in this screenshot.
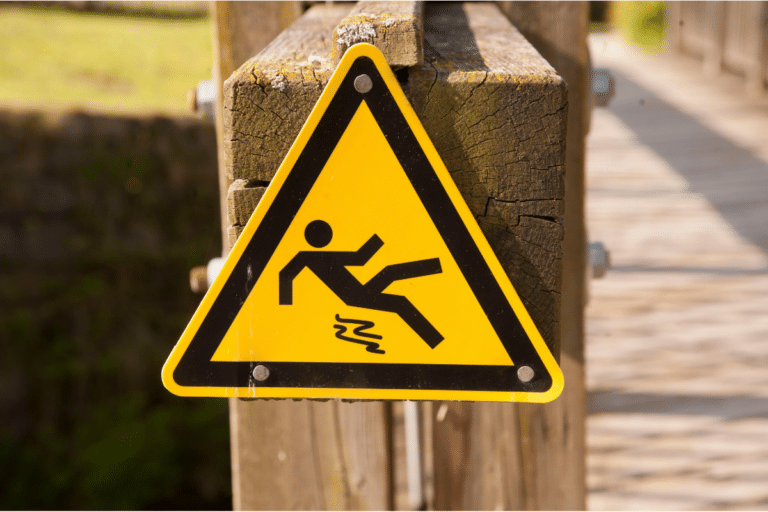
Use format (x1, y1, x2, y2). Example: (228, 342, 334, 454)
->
(279, 253, 309, 304)
(343, 234, 383, 266)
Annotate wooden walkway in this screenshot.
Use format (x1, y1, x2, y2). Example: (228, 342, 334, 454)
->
(586, 33, 768, 510)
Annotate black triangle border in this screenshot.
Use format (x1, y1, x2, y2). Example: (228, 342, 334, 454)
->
(173, 56, 553, 394)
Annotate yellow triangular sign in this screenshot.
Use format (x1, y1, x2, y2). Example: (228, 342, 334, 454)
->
(163, 44, 563, 402)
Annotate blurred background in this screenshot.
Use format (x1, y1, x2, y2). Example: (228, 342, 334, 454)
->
(587, 1, 768, 510)
(2, 1, 767, 510)
(0, 2, 229, 509)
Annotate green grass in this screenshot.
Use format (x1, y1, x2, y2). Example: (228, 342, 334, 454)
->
(0, 6, 213, 115)
(612, 1, 665, 49)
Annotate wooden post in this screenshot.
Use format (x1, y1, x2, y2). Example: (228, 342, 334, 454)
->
(666, 1, 683, 52)
(425, 3, 588, 509)
(219, 5, 394, 510)
(702, 2, 726, 77)
(220, 2, 579, 509)
(498, 3, 590, 508)
(744, 2, 768, 96)
(332, 1, 425, 67)
(211, 1, 303, 252)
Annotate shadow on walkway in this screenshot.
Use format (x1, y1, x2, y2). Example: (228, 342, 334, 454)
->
(609, 265, 768, 275)
(608, 69, 768, 255)
(589, 390, 768, 419)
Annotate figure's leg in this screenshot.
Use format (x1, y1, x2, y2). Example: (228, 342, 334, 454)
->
(374, 293, 444, 348)
(364, 258, 442, 294)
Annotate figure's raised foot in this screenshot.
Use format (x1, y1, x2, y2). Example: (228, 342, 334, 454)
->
(364, 258, 442, 294)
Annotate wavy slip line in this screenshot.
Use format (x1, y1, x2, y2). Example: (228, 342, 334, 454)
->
(334, 314, 385, 354)
(335, 314, 383, 340)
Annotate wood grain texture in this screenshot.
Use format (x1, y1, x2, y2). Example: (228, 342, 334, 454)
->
(219, 5, 393, 511)
(429, 3, 588, 510)
(702, 2, 726, 77)
(332, 1, 424, 67)
(230, 399, 392, 510)
(212, 1, 302, 251)
(223, 3, 352, 182)
(227, 179, 266, 227)
(406, 2, 566, 355)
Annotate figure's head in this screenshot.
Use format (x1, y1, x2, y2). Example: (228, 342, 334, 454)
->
(305, 220, 332, 248)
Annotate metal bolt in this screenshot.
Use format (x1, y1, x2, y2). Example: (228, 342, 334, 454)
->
(435, 403, 448, 423)
(189, 266, 208, 293)
(517, 366, 535, 383)
(189, 79, 216, 120)
(188, 257, 226, 294)
(187, 86, 198, 114)
(591, 68, 615, 108)
(252, 364, 270, 382)
(589, 241, 611, 279)
(354, 74, 373, 94)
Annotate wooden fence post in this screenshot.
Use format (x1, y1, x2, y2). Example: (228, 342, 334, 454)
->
(216, 5, 394, 509)
(217, 2, 582, 509)
(666, 1, 767, 97)
(427, 3, 588, 509)
(499, 4, 590, 508)
(702, 2, 726, 77)
(211, 1, 303, 253)
(666, 1, 683, 52)
(744, 2, 768, 96)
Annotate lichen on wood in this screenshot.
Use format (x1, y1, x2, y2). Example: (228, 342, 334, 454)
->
(332, 1, 424, 67)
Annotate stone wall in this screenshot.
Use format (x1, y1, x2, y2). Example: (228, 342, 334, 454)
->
(0, 108, 230, 509)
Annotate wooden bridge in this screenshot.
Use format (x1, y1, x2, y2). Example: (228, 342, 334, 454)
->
(586, 31, 768, 510)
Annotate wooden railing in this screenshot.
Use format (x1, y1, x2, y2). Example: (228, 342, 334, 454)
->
(667, 1, 768, 95)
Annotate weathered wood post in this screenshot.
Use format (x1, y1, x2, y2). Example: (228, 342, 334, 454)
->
(217, 1, 584, 509)
(211, 1, 303, 251)
(213, 4, 393, 509)
(221, 5, 394, 509)
(419, 3, 588, 509)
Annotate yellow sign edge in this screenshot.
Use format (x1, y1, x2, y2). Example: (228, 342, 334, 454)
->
(162, 43, 564, 403)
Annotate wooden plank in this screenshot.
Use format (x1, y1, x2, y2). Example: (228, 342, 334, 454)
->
(677, 2, 709, 58)
(501, 3, 589, 508)
(229, 399, 392, 510)
(666, 2, 683, 52)
(218, 4, 393, 510)
(702, 2, 725, 77)
(743, 2, 768, 96)
(227, 179, 266, 227)
(499, 2, 589, 508)
(332, 1, 424, 67)
(764, 3, 768, 90)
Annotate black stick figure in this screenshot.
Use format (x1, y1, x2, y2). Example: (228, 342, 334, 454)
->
(279, 220, 444, 348)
